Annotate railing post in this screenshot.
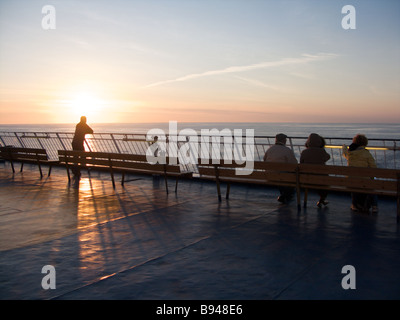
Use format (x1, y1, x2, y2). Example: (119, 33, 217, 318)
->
(14, 132, 25, 148)
(397, 173, 400, 223)
(111, 133, 122, 154)
(56, 133, 67, 151)
(84, 138, 92, 152)
(0, 134, 6, 147)
(288, 137, 294, 152)
(34, 132, 45, 150)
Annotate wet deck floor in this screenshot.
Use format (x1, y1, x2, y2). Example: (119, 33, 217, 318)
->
(0, 162, 399, 300)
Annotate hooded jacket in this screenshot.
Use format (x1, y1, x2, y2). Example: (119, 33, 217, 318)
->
(342, 143, 377, 168)
(300, 133, 330, 164)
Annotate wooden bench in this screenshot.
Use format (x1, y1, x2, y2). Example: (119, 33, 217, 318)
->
(299, 163, 400, 215)
(198, 160, 400, 221)
(198, 160, 300, 205)
(57, 150, 193, 192)
(0, 146, 58, 178)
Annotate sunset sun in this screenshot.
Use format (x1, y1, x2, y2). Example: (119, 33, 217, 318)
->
(69, 92, 104, 118)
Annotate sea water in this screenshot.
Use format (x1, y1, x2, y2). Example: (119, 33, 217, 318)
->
(0, 122, 399, 140)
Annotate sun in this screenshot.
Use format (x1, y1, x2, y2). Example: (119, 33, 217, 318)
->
(69, 92, 104, 118)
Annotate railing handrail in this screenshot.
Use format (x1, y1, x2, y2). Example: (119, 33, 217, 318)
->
(1, 131, 399, 170)
(1, 130, 399, 139)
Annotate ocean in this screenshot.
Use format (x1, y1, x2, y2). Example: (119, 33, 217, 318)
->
(0, 122, 399, 140)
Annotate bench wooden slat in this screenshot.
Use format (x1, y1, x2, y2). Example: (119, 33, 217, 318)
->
(1, 147, 58, 177)
(0, 147, 46, 154)
(57, 150, 192, 192)
(300, 174, 397, 194)
(299, 163, 399, 179)
(1, 154, 48, 161)
(254, 161, 298, 171)
(112, 161, 166, 172)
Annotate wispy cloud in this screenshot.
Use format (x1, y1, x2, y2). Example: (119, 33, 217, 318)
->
(233, 76, 281, 91)
(143, 53, 338, 88)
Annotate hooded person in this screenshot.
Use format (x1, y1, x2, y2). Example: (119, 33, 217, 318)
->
(300, 133, 331, 207)
(342, 134, 376, 168)
(263, 133, 298, 203)
(300, 133, 330, 164)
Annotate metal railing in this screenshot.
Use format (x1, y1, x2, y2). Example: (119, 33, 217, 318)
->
(1, 131, 399, 172)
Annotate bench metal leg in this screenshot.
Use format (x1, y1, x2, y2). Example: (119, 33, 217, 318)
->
(110, 170, 115, 189)
(397, 198, 399, 224)
(175, 177, 178, 193)
(226, 183, 230, 199)
(303, 189, 308, 208)
(38, 163, 43, 178)
(65, 164, 71, 182)
(10, 160, 15, 173)
(295, 167, 301, 211)
(164, 175, 169, 194)
(397, 174, 400, 223)
(296, 187, 301, 211)
(216, 181, 222, 201)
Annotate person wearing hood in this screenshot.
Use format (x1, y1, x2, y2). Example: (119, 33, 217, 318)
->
(342, 134, 378, 213)
(264, 133, 298, 203)
(300, 133, 331, 207)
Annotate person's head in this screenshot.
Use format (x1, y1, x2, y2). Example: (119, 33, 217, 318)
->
(305, 133, 326, 148)
(275, 133, 287, 145)
(80, 116, 87, 124)
(352, 134, 368, 147)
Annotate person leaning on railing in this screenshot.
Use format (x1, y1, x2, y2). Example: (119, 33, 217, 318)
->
(71, 116, 94, 177)
(342, 134, 378, 213)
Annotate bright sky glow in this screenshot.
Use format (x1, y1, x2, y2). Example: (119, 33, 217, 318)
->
(0, 0, 399, 124)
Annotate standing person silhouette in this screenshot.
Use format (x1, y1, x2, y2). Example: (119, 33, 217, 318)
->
(71, 116, 94, 176)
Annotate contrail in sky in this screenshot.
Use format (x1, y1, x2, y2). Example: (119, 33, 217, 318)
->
(143, 53, 338, 88)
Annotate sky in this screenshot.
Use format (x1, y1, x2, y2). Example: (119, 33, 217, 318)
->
(0, 0, 399, 124)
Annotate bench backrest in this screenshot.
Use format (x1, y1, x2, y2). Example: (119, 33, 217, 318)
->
(198, 159, 399, 196)
(0, 147, 48, 162)
(298, 163, 400, 196)
(198, 160, 299, 187)
(57, 150, 183, 174)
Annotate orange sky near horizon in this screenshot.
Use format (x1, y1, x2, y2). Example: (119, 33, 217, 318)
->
(0, 1, 399, 125)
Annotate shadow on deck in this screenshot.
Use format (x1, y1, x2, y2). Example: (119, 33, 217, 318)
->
(0, 162, 399, 300)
